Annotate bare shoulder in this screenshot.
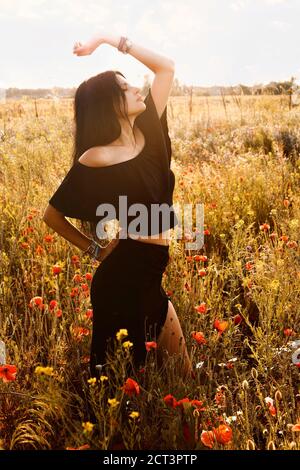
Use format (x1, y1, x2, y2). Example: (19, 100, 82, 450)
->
(78, 146, 111, 168)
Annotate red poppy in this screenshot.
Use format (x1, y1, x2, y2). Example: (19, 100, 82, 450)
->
(267, 403, 277, 416)
(85, 309, 93, 319)
(73, 274, 83, 283)
(163, 394, 178, 408)
(190, 399, 206, 411)
(226, 362, 234, 369)
(214, 319, 228, 334)
(29, 296, 45, 310)
(201, 430, 215, 448)
(193, 255, 208, 262)
(72, 326, 90, 342)
(287, 241, 298, 249)
(245, 262, 254, 271)
(35, 245, 44, 255)
(194, 302, 207, 314)
(259, 223, 270, 232)
(215, 390, 226, 407)
(81, 355, 90, 364)
(145, 341, 157, 352)
(284, 328, 295, 337)
(234, 314, 242, 325)
(49, 300, 58, 310)
(52, 265, 62, 275)
(44, 234, 54, 243)
(191, 331, 207, 345)
(70, 287, 79, 298)
(121, 378, 140, 396)
(291, 421, 300, 432)
(201, 424, 233, 448)
(85, 273, 93, 281)
(197, 269, 207, 277)
(175, 398, 191, 410)
(269, 232, 277, 240)
(71, 255, 80, 265)
(213, 424, 233, 445)
(20, 242, 30, 250)
(0, 365, 17, 383)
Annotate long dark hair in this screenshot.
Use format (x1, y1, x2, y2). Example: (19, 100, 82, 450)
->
(71, 70, 137, 242)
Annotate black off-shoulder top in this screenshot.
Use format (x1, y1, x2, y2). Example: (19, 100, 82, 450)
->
(48, 88, 178, 237)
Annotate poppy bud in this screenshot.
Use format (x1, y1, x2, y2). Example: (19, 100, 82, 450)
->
(242, 380, 249, 390)
(246, 439, 256, 450)
(267, 440, 276, 450)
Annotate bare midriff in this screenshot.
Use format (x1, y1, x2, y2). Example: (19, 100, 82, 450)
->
(121, 228, 171, 246)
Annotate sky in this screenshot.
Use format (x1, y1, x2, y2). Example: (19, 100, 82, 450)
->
(1, 0, 300, 91)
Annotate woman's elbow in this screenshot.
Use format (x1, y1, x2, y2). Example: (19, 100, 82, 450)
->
(42, 204, 64, 226)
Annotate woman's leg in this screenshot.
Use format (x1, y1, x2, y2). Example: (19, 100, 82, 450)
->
(156, 300, 193, 379)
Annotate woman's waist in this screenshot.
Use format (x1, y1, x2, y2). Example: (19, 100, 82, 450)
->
(120, 228, 171, 246)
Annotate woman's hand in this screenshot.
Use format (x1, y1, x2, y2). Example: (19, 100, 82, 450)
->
(73, 34, 105, 56)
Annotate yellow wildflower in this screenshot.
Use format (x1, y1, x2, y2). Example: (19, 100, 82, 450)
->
(34, 366, 54, 376)
(100, 375, 109, 382)
(116, 329, 128, 341)
(87, 377, 97, 386)
(82, 421, 94, 434)
(108, 398, 120, 408)
(122, 341, 133, 349)
(129, 411, 140, 419)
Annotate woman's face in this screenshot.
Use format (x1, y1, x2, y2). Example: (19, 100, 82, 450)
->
(116, 75, 146, 117)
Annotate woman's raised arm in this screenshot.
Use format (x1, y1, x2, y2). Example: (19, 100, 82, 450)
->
(73, 32, 174, 73)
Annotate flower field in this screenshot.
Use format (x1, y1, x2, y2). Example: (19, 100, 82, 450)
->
(0, 93, 300, 450)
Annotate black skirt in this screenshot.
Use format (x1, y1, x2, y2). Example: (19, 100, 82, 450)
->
(89, 236, 170, 377)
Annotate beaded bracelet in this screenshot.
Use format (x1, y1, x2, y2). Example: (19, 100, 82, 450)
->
(83, 239, 102, 261)
(117, 36, 133, 55)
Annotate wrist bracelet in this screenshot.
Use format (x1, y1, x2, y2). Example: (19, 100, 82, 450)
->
(117, 36, 133, 54)
(92, 243, 102, 261)
(83, 239, 102, 260)
(117, 36, 127, 53)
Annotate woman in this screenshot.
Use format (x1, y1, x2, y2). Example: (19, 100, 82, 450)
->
(42, 32, 193, 380)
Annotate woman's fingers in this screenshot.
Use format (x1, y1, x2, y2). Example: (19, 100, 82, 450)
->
(73, 41, 83, 53)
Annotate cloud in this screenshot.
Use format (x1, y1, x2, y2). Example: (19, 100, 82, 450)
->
(263, 0, 288, 4)
(270, 19, 290, 31)
(230, 0, 290, 11)
(230, 0, 249, 11)
(0, 0, 119, 24)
